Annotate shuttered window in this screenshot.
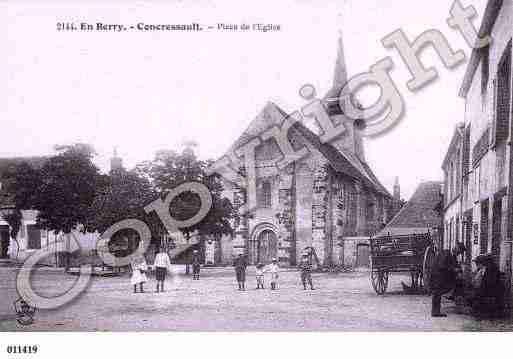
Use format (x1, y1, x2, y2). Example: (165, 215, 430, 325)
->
(492, 41, 511, 147)
(462, 124, 471, 175)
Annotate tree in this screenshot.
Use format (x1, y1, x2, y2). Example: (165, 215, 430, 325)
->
(86, 168, 165, 256)
(31, 144, 103, 270)
(142, 148, 234, 273)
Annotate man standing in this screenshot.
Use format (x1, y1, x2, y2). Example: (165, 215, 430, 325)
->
(429, 249, 457, 317)
(234, 253, 247, 291)
(192, 249, 201, 280)
(299, 253, 314, 290)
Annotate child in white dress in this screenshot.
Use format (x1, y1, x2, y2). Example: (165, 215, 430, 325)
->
(131, 257, 148, 293)
(267, 258, 279, 290)
(255, 263, 265, 289)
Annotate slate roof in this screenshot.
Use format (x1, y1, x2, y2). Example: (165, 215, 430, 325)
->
(291, 121, 391, 197)
(378, 181, 442, 236)
(215, 101, 391, 198)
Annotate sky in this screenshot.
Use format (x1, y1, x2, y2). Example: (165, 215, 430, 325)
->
(2, 0, 487, 200)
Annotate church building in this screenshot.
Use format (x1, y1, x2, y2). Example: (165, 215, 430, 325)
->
(205, 37, 395, 267)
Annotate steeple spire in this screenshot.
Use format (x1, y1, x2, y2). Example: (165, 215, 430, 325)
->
(110, 146, 123, 172)
(393, 176, 401, 201)
(325, 31, 348, 101)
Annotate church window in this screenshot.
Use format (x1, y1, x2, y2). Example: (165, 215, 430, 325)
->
(259, 181, 272, 208)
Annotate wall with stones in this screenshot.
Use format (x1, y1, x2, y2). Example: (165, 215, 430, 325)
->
(311, 164, 329, 266)
(278, 171, 295, 264)
(295, 162, 313, 262)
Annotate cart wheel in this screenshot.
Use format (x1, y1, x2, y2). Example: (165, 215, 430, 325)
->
(422, 245, 435, 293)
(371, 269, 389, 295)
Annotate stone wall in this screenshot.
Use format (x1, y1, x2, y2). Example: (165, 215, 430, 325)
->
(312, 164, 329, 266)
(278, 173, 295, 264)
(232, 187, 248, 257)
(295, 163, 313, 262)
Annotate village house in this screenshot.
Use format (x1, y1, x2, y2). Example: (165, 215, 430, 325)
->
(379, 181, 442, 241)
(205, 38, 399, 268)
(454, 0, 512, 285)
(441, 124, 465, 256)
(0, 156, 108, 266)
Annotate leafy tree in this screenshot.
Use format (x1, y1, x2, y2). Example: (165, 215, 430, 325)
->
(86, 168, 165, 255)
(30, 144, 103, 269)
(33, 144, 102, 234)
(142, 148, 234, 273)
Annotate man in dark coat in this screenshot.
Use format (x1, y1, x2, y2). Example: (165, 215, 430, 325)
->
(429, 249, 457, 317)
(234, 254, 247, 291)
(192, 250, 201, 280)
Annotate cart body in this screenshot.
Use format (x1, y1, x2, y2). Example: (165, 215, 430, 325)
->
(369, 232, 434, 294)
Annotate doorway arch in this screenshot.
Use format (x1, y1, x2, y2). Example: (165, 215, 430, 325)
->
(249, 223, 278, 264)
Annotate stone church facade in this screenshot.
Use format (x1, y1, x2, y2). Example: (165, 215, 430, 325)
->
(204, 38, 394, 267)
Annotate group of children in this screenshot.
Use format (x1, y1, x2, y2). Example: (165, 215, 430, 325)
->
(130, 246, 174, 293)
(130, 248, 316, 293)
(255, 259, 279, 290)
(235, 252, 315, 291)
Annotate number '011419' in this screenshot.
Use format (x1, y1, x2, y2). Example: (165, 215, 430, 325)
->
(6, 345, 39, 354)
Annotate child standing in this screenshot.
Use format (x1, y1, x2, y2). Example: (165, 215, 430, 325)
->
(154, 246, 172, 293)
(267, 258, 279, 290)
(130, 256, 148, 293)
(255, 263, 265, 289)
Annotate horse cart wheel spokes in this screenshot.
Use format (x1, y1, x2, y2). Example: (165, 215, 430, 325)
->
(422, 245, 436, 293)
(371, 268, 389, 295)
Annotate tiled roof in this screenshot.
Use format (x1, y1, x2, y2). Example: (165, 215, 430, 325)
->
(378, 181, 442, 236)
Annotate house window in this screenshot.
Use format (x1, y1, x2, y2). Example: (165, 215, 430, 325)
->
(492, 41, 512, 147)
(481, 45, 490, 96)
(480, 200, 489, 254)
(258, 181, 272, 208)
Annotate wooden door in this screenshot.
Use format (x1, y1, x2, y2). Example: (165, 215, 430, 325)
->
(356, 244, 370, 267)
(0, 225, 9, 258)
(257, 230, 277, 264)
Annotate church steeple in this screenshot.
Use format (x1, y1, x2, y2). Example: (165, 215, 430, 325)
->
(325, 31, 348, 102)
(110, 147, 123, 172)
(323, 31, 366, 162)
(393, 176, 401, 201)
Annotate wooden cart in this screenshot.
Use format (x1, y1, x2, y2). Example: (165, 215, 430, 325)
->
(369, 232, 435, 295)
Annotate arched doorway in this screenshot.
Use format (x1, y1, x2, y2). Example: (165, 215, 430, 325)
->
(249, 224, 278, 264)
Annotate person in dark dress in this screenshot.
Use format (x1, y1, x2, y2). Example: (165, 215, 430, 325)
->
(299, 253, 314, 290)
(429, 249, 457, 317)
(234, 254, 247, 291)
(192, 250, 201, 280)
(470, 254, 504, 318)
